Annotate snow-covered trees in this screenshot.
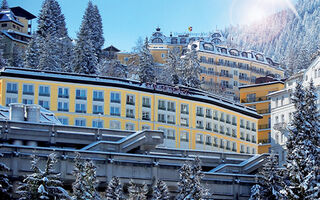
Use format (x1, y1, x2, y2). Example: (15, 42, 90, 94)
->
(180, 48, 201, 88)
(1, 0, 8, 9)
(0, 153, 11, 200)
(25, 0, 72, 71)
(249, 153, 284, 200)
(0, 47, 7, 68)
(176, 157, 206, 200)
(129, 37, 156, 83)
(160, 47, 182, 85)
(73, 1, 99, 74)
(282, 81, 320, 199)
(91, 4, 104, 60)
(17, 153, 70, 200)
(72, 153, 100, 200)
(152, 180, 170, 200)
(128, 179, 148, 200)
(105, 177, 123, 200)
(97, 59, 127, 78)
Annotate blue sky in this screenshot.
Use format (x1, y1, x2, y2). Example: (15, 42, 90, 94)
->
(8, 0, 297, 52)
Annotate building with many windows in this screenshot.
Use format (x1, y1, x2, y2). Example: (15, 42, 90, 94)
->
(239, 78, 284, 154)
(117, 28, 284, 100)
(0, 67, 261, 154)
(269, 56, 320, 166)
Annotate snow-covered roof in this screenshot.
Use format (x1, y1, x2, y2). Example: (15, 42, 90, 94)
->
(238, 81, 284, 89)
(189, 40, 283, 71)
(0, 30, 30, 44)
(0, 104, 61, 124)
(0, 67, 261, 119)
(0, 9, 24, 26)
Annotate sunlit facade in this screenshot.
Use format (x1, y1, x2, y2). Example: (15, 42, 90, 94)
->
(0, 67, 261, 154)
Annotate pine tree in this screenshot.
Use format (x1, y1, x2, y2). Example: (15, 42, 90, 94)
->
(72, 153, 100, 200)
(128, 179, 148, 200)
(105, 176, 123, 200)
(176, 157, 206, 200)
(73, 1, 98, 74)
(0, 153, 12, 200)
(10, 45, 25, 68)
(25, 0, 72, 71)
(24, 33, 41, 68)
(0, 48, 7, 68)
(283, 81, 320, 199)
(132, 37, 143, 53)
(1, 0, 8, 9)
(161, 47, 182, 85)
(38, 34, 60, 71)
(180, 48, 201, 88)
(152, 180, 170, 200)
(17, 153, 71, 200)
(128, 37, 155, 83)
(249, 153, 284, 200)
(97, 59, 127, 78)
(92, 4, 104, 60)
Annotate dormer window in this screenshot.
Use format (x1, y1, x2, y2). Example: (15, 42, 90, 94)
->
(152, 38, 163, 43)
(203, 43, 214, 51)
(171, 38, 178, 44)
(229, 49, 239, 56)
(212, 38, 221, 44)
(241, 52, 248, 58)
(255, 54, 264, 61)
(221, 48, 227, 54)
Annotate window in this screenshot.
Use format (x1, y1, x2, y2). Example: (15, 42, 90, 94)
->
(206, 109, 212, 118)
(93, 105, 103, 114)
(142, 97, 151, 107)
(246, 93, 256, 102)
(240, 145, 245, 153)
(220, 125, 225, 134)
(93, 90, 104, 101)
(58, 87, 69, 98)
(1, 23, 7, 27)
(58, 102, 69, 112)
(213, 110, 218, 120)
(246, 146, 250, 154)
(196, 120, 204, 129)
(196, 107, 204, 117)
(167, 129, 175, 140)
(158, 100, 166, 110)
(158, 113, 166, 123)
(125, 123, 135, 131)
(205, 135, 212, 145)
(6, 97, 17, 106)
(23, 99, 33, 104)
(232, 116, 237, 125)
(220, 113, 225, 122)
(220, 139, 224, 149)
(126, 108, 135, 118)
(75, 103, 86, 113)
(126, 94, 135, 105)
(92, 120, 104, 128)
(232, 142, 237, 152)
(23, 84, 34, 95)
(196, 134, 204, 144)
(167, 101, 175, 112)
(213, 137, 218, 147)
(110, 120, 121, 130)
(240, 119, 245, 128)
(75, 118, 86, 127)
(142, 125, 151, 130)
(226, 141, 231, 150)
(281, 114, 285, 122)
(246, 121, 250, 130)
(58, 117, 68, 125)
(206, 121, 212, 131)
(110, 106, 120, 116)
(226, 115, 231, 124)
(76, 89, 86, 100)
(161, 53, 166, 58)
(181, 104, 189, 114)
(167, 114, 175, 124)
(240, 132, 244, 140)
(111, 92, 121, 103)
(180, 131, 189, 142)
(6, 82, 18, 93)
(39, 85, 50, 97)
(142, 111, 150, 121)
(180, 117, 189, 127)
(39, 100, 49, 109)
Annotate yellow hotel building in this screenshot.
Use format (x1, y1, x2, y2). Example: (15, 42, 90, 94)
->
(239, 80, 284, 153)
(0, 67, 261, 154)
(117, 28, 284, 100)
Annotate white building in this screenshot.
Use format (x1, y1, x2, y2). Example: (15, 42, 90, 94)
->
(269, 56, 320, 166)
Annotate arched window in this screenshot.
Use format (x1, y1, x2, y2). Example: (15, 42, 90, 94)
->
(255, 54, 264, 61)
(221, 48, 227, 54)
(241, 52, 248, 58)
(229, 49, 239, 56)
(152, 38, 163, 43)
(203, 43, 214, 51)
(212, 33, 221, 38)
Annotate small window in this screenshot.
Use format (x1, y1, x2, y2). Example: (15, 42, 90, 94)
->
(22, 99, 33, 104)
(110, 120, 121, 130)
(58, 87, 69, 98)
(181, 104, 189, 114)
(158, 100, 166, 110)
(126, 108, 135, 118)
(180, 131, 189, 142)
(58, 117, 68, 125)
(126, 94, 135, 105)
(125, 123, 135, 131)
(75, 118, 86, 127)
(39, 100, 50, 110)
(92, 120, 104, 128)
(93, 105, 103, 115)
(6, 82, 18, 94)
(75, 103, 86, 113)
(6, 97, 17, 106)
(111, 92, 121, 103)
(142, 111, 150, 121)
(110, 106, 120, 116)
(93, 90, 104, 101)
(142, 97, 151, 108)
(39, 85, 50, 97)
(1, 23, 7, 27)
(142, 125, 151, 130)
(196, 134, 204, 144)
(23, 84, 34, 95)
(76, 89, 86, 100)
(58, 102, 69, 112)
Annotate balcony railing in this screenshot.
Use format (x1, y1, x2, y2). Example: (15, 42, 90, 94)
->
(257, 109, 270, 114)
(259, 124, 271, 130)
(258, 139, 271, 144)
(241, 96, 269, 103)
(274, 122, 287, 131)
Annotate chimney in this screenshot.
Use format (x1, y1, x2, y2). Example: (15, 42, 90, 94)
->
(9, 103, 25, 121)
(25, 104, 41, 123)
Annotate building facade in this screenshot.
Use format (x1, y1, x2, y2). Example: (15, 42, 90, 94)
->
(117, 28, 284, 101)
(0, 67, 261, 154)
(269, 56, 320, 166)
(0, 6, 36, 63)
(239, 79, 284, 154)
